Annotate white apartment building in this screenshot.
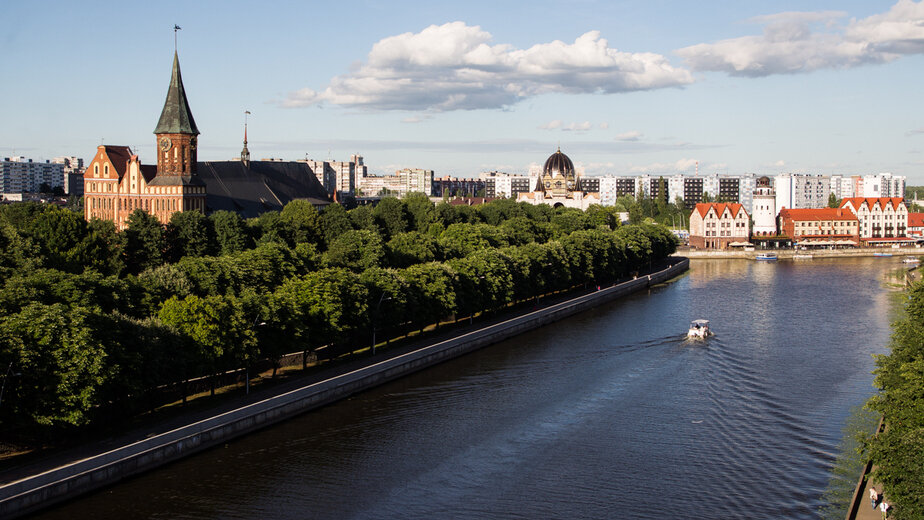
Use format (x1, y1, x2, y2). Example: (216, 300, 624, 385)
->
(397, 168, 434, 196)
(774, 174, 830, 210)
(861, 173, 905, 198)
(1, 156, 66, 194)
(301, 154, 369, 198)
(829, 175, 858, 200)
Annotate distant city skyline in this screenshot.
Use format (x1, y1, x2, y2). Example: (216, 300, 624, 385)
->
(2, 1, 923, 180)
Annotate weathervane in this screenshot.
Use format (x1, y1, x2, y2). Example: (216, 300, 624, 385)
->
(174, 24, 181, 51)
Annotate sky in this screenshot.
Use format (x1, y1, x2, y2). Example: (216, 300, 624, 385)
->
(2, 0, 924, 181)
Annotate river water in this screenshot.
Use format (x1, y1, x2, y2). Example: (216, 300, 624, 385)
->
(36, 258, 900, 520)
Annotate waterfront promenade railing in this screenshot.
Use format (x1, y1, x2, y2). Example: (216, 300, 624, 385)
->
(0, 258, 689, 519)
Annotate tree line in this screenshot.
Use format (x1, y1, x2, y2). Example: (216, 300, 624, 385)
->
(0, 196, 675, 437)
(863, 279, 924, 519)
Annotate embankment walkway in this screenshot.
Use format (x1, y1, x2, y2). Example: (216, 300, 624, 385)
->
(682, 246, 923, 260)
(0, 257, 689, 519)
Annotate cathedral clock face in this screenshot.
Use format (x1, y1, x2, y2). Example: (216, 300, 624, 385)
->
(160, 137, 172, 151)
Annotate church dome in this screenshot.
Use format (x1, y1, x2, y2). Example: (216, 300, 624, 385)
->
(756, 176, 771, 187)
(543, 148, 574, 177)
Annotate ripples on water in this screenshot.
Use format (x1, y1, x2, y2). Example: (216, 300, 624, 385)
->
(35, 259, 896, 520)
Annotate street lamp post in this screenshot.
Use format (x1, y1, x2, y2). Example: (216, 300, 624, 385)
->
(372, 293, 393, 355)
(248, 319, 266, 395)
(0, 361, 21, 410)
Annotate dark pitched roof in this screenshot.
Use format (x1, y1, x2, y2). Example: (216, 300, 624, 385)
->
(154, 52, 199, 135)
(147, 173, 204, 186)
(197, 160, 331, 218)
(140, 164, 158, 184)
(102, 145, 133, 177)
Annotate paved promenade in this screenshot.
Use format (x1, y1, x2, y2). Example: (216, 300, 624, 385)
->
(0, 258, 688, 518)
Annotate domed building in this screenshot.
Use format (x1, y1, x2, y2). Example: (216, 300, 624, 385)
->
(517, 147, 600, 209)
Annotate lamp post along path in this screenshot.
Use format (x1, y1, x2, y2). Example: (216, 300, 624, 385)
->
(372, 294, 393, 355)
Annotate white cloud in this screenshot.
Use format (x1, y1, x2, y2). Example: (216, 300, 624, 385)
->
(539, 120, 594, 131)
(283, 22, 693, 111)
(908, 128, 924, 136)
(599, 122, 609, 130)
(562, 121, 593, 132)
(402, 115, 432, 124)
(773, 160, 786, 167)
(676, 0, 924, 77)
(629, 158, 700, 173)
(615, 130, 643, 141)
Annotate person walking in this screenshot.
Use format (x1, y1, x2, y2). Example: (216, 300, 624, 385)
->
(880, 500, 889, 519)
(870, 487, 879, 509)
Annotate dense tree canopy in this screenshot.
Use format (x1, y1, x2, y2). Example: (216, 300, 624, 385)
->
(865, 281, 924, 519)
(0, 198, 677, 437)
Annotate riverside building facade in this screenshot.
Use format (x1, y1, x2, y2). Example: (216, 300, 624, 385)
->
(688, 202, 751, 250)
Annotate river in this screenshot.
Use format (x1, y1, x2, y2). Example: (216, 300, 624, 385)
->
(36, 258, 900, 519)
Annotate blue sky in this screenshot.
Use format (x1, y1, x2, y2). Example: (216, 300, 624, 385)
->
(3, 0, 923, 181)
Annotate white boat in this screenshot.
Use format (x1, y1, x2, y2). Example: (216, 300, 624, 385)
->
(687, 319, 710, 339)
(873, 252, 892, 258)
(793, 254, 814, 260)
(755, 253, 777, 261)
(903, 256, 920, 264)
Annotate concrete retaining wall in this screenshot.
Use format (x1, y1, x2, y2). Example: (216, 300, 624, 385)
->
(0, 258, 688, 519)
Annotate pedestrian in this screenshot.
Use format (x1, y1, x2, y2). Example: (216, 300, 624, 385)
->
(880, 500, 889, 520)
(870, 487, 879, 509)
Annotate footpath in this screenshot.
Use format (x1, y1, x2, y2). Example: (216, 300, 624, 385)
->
(0, 257, 689, 519)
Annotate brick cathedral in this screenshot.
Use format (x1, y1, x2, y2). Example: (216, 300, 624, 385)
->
(83, 51, 206, 229)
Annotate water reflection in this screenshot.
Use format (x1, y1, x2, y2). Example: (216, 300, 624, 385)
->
(34, 258, 897, 520)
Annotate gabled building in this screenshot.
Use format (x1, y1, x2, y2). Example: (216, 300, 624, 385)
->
(838, 197, 907, 243)
(778, 208, 859, 247)
(907, 212, 924, 238)
(84, 52, 206, 229)
(689, 202, 750, 249)
(83, 50, 330, 227)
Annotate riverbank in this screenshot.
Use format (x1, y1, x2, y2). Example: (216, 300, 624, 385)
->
(682, 246, 923, 260)
(0, 258, 689, 519)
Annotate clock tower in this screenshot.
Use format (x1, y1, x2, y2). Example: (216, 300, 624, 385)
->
(154, 51, 199, 176)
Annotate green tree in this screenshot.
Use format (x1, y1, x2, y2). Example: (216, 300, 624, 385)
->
(0, 303, 108, 429)
(399, 262, 456, 332)
(439, 223, 508, 259)
(158, 294, 255, 395)
(386, 231, 440, 268)
(121, 209, 166, 275)
(403, 192, 435, 232)
(373, 197, 410, 239)
(24, 205, 89, 272)
(279, 199, 322, 246)
(210, 210, 251, 255)
(827, 192, 840, 209)
(348, 204, 376, 231)
(166, 210, 216, 261)
(323, 229, 385, 271)
(864, 280, 924, 518)
(319, 203, 354, 246)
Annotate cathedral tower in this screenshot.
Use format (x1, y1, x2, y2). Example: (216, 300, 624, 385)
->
(154, 52, 199, 177)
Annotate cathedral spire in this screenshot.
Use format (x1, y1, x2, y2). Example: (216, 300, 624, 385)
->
(241, 110, 251, 167)
(154, 51, 199, 135)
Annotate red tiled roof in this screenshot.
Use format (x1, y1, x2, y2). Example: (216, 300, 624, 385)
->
(839, 197, 905, 211)
(779, 207, 858, 221)
(693, 202, 746, 219)
(908, 212, 924, 228)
